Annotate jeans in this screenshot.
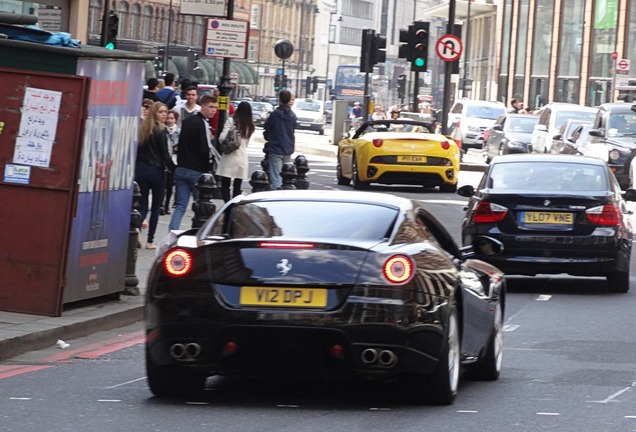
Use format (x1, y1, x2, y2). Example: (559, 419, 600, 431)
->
(268, 153, 291, 190)
(135, 163, 165, 243)
(169, 166, 205, 230)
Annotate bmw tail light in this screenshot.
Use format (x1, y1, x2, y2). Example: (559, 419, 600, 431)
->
(373, 139, 383, 148)
(586, 204, 621, 226)
(440, 140, 451, 150)
(383, 255, 414, 283)
(164, 249, 193, 276)
(473, 201, 508, 223)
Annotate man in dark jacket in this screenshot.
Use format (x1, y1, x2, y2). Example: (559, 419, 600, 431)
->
(263, 90, 297, 189)
(168, 94, 219, 230)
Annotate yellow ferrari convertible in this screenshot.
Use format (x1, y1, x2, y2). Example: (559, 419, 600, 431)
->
(337, 119, 461, 192)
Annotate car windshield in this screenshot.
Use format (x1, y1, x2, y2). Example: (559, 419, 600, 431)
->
(608, 112, 636, 136)
(356, 121, 432, 137)
(465, 105, 505, 120)
(295, 100, 321, 111)
(219, 201, 398, 240)
(487, 161, 608, 192)
(505, 117, 538, 133)
(554, 110, 597, 129)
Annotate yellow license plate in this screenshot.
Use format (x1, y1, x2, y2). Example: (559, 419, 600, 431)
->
(239, 286, 327, 308)
(397, 155, 427, 163)
(523, 212, 573, 225)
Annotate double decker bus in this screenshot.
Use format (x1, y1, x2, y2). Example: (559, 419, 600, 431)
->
(332, 64, 365, 103)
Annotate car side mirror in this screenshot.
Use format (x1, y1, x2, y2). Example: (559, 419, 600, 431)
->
(588, 129, 603, 137)
(552, 134, 562, 140)
(493, 125, 503, 131)
(457, 184, 475, 197)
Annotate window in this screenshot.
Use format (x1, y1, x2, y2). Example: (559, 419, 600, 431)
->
(250, 4, 260, 28)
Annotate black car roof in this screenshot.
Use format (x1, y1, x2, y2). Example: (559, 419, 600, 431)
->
(231, 189, 409, 208)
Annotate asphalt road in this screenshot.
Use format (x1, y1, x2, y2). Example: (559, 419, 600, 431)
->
(3, 143, 636, 432)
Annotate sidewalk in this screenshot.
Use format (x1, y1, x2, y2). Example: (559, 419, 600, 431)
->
(0, 133, 486, 361)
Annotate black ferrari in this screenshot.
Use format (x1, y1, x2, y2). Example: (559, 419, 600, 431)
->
(145, 190, 505, 404)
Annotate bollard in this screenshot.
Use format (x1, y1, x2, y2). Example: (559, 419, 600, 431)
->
(294, 154, 310, 189)
(280, 162, 297, 190)
(192, 173, 218, 229)
(260, 157, 269, 173)
(250, 169, 270, 192)
(124, 182, 142, 296)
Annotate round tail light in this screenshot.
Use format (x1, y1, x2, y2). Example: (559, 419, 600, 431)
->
(163, 249, 193, 276)
(383, 255, 414, 283)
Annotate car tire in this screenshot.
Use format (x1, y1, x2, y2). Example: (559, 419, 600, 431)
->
(607, 271, 630, 293)
(352, 155, 369, 190)
(407, 307, 460, 405)
(439, 183, 458, 193)
(146, 350, 206, 398)
(336, 160, 350, 186)
(466, 301, 503, 381)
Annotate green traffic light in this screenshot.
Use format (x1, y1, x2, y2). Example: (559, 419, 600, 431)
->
(414, 58, 425, 67)
(105, 42, 115, 49)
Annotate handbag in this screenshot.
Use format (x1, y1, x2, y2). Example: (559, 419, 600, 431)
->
(220, 123, 241, 154)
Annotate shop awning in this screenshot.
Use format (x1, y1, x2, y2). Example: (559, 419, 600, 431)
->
(422, 0, 496, 20)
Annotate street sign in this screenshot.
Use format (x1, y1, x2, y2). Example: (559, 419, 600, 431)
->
(205, 19, 249, 60)
(436, 34, 462, 62)
(181, 0, 224, 17)
(612, 51, 619, 60)
(617, 58, 630, 74)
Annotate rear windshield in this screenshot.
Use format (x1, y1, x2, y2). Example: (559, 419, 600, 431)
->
(487, 162, 608, 192)
(554, 111, 597, 129)
(220, 201, 398, 240)
(505, 116, 538, 133)
(465, 105, 505, 120)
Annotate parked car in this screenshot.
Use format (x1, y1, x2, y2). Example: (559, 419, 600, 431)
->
(530, 103, 597, 153)
(559, 124, 594, 155)
(337, 119, 460, 192)
(582, 102, 636, 189)
(145, 190, 506, 404)
(458, 154, 636, 293)
(482, 114, 539, 163)
(550, 118, 593, 154)
(447, 99, 506, 152)
(292, 98, 327, 135)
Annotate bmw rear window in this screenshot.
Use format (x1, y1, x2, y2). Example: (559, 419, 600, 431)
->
(487, 162, 608, 192)
(224, 201, 399, 240)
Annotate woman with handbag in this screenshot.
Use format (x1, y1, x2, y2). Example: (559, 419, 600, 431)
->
(217, 101, 255, 202)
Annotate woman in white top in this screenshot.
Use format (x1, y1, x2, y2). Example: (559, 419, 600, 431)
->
(217, 101, 254, 202)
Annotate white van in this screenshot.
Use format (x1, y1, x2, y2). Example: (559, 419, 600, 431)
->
(530, 103, 598, 153)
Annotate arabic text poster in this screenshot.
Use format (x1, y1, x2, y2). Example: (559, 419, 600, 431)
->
(13, 87, 62, 168)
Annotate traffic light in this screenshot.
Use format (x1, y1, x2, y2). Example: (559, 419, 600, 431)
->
(104, 11, 118, 49)
(282, 74, 288, 89)
(397, 74, 407, 99)
(312, 76, 318, 93)
(305, 76, 312, 95)
(370, 33, 387, 66)
(411, 21, 429, 72)
(360, 28, 374, 73)
(274, 74, 282, 92)
(155, 46, 165, 75)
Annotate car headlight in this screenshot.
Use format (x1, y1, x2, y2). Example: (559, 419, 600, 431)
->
(468, 125, 481, 132)
(609, 149, 622, 161)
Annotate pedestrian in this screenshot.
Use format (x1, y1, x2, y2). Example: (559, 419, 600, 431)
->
(209, 88, 235, 137)
(217, 101, 255, 202)
(162, 110, 180, 215)
(172, 86, 200, 127)
(372, 105, 387, 120)
(172, 78, 192, 109)
(508, 98, 525, 114)
(156, 73, 179, 109)
(143, 78, 161, 102)
(135, 102, 175, 249)
(351, 101, 363, 118)
(141, 98, 153, 120)
(263, 89, 297, 190)
(168, 94, 220, 231)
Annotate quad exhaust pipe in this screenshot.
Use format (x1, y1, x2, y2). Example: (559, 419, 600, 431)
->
(361, 348, 397, 367)
(169, 342, 201, 359)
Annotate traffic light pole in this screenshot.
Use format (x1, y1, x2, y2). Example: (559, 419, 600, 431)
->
(412, 71, 420, 113)
(217, 0, 235, 136)
(99, 2, 109, 47)
(441, 0, 456, 135)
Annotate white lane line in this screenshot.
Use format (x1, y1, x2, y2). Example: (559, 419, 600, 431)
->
(98, 399, 121, 403)
(625, 416, 636, 419)
(589, 382, 635, 403)
(9, 397, 32, 400)
(536, 295, 552, 301)
(105, 377, 147, 389)
(503, 324, 519, 332)
(457, 410, 478, 413)
(537, 412, 560, 416)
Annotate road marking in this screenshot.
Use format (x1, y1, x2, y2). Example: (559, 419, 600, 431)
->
(9, 397, 32, 400)
(503, 324, 519, 332)
(536, 295, 552, 301)
(105, 377, 147, 389)
(589, 382, 636, 403)
(537, 412, 560, 416)
(98, 399, 121, 403)
(457, 410, 478, 413)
